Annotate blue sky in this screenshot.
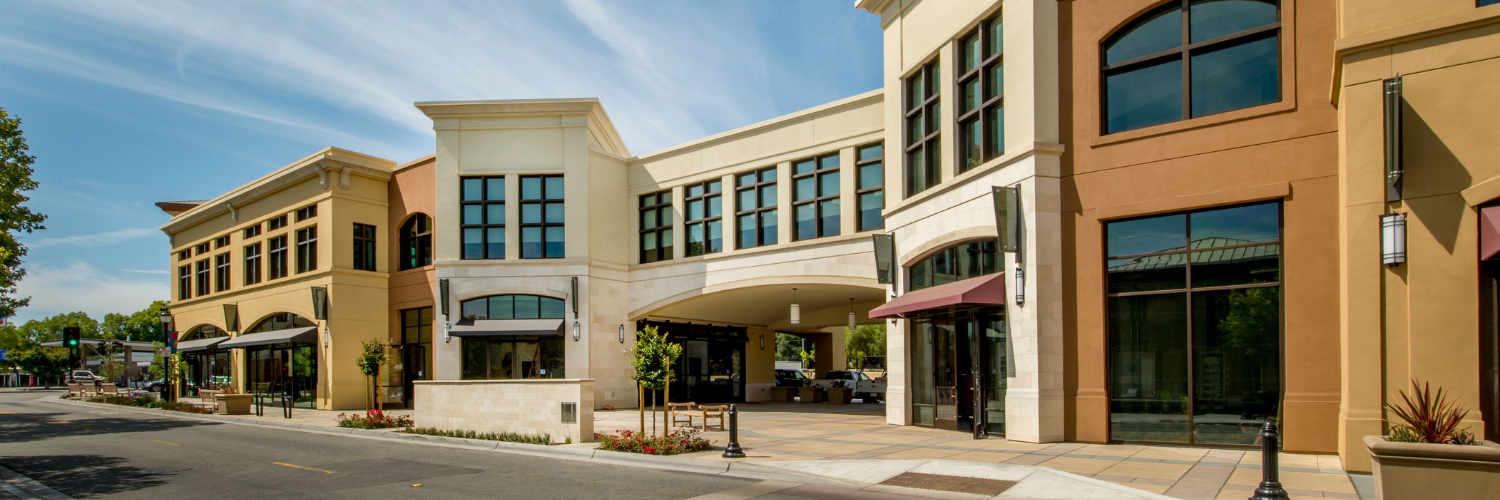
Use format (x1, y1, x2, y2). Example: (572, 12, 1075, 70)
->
(0, 0, 883, 323)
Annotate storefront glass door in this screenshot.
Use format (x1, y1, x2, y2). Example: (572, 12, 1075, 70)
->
(246, 345, 318, 409)
(910, 306, 1006, 436)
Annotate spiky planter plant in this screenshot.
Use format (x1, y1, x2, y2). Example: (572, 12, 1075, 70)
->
(1365, 379, 1500, 500)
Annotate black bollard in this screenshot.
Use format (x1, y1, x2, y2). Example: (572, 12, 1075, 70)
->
(722, 404, 746, 458)
(1250, 422, 1289, 500)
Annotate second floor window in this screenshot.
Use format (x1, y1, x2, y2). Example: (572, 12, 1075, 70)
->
(296, 226, 317, 273)
(295, 204, 317, 222)
(195, 259, 210, 296)
(958, 14, 1004, 172)
(520, 175, 564, 259)
(1103, 0, 1281, 134)
(214, 253, 231, 292)
(736, 167, 778, 249)
(639, 191, 673, 263)
(793, 153, 840, 241)
(857, 143, 886, 232)
(400, 214, 433, 270)
(905, 59, 941, 197)
(268, 236, 288, 280)
(196, 242, 210, 254)
(353, 223, 377, 271)
(214, 235, 230, 249)
(178, 249, 190, 261)
(243, 223, 261, 239)
(461, 176, 505, 260)
(244, 243, 262, 285)
(685, 180, 723, 256)
(268, 215, 287, 230)
(178, 265, 191, 300)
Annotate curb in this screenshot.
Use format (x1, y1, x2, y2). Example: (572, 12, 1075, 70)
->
(0, 464, 73, 500)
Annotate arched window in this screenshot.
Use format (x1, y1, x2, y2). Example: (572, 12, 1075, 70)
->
(460, 294, 566, 320)
(246, 313, 315, 334)
(1102, 0, 1280, 134)
(185, 324, 228, 340)
(908, 240, 1000, 291)
(400, 214, 433, 271)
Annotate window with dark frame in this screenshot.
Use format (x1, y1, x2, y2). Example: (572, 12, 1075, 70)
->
(1484, 0, 1500, 6)
(214, 253, 231, 292)
(268, 215, 287, 230)
(461, 176, 505, 260)
(520, 175, 564, 259)
(907, 240, 1000, 291)
(353, 223, 377, 272)
(178, 250, 191, 261)
(905, 59, 941, 197)
(639, 191, 673, 263)
(268, 235, 288, 280)
(399, 214, 433, 270)
(244, 243, 262, 285)
(792, 153, 840, 241)
(178, 265, 191, 300)
(214, 235, 230, 249)
(957, 13, 1004, 173)
(243, 224, 261, 239)
(195, 259, 210, 296)
(735, 167, 778, 249)
(459, 294, 567, 320)
(196, 242, 210, 254)
(295, 204, 317, 222)
(295, 226, 317, 273)
(1102, 0, 1281, 134)
(685, 180, 723, 256)
(856, 143, 886, 232)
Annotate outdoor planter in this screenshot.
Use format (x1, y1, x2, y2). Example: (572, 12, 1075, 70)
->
(1364, 435, 1500, 499)
(217, 394, 254, 415)
(770, 387, 797, 402)
(826, 387, 853, 404)
(797, 387, 826, 403)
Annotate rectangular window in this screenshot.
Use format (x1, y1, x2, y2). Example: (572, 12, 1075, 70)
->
(214, 235, 230, 249)
(178, 250, 191, 261)
(243, 224, 261, 239)
(196, 242, 210, 255)
(956, 14, 1004, 173)
(905, 59, 941, 197)
(402, 307, 434, 345)
(519, 175, 564, 259)
(1105, 201, 1282, 445)
(214, 253, 231, 292)
(856, 142, 885, 232)
(268, 236, 288, 280)
(295, 204, 317, 222)
(295, 226, 317, 274)
(244, 243, 262, 285)
(353, 223, 377, 271)
(639, 191, 673, 263)
(684, 180, 723, 256)
(1484, 0, 1500, 6)
(461, 337, 566, 380)
(792, 153, 840, 241)
(178, 265, 191, 300)
(268, 215, 287, 231)
(735, 167, 778, 249)
(195, 259, 210, 296)
(461, 176, 506, 260)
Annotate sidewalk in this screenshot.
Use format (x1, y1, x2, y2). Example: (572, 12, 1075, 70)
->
(174, 397, 414, 428)
(592, 403, 1367, 500)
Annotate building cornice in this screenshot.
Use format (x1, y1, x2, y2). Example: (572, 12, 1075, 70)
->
(414, 98, 630, 158)
(1330, 6, 1500, 104)
(629, 89, 884, 163)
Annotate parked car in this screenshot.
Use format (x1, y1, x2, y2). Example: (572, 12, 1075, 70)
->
(141, 379, 167, 392)
(809, 369, 887, 403)
(775, 368, 808, 387)
(69, 370, 100, 384)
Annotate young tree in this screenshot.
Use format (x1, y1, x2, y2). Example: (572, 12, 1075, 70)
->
(0, 107, 47, 320)
(628, 326, 681, 436)
(356, 339, 388, 411)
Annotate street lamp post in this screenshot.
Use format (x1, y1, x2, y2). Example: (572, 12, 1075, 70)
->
(159, 309, 175, 402)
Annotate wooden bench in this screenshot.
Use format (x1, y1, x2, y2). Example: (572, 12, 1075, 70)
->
(668, 402, 696, 428)
(67, 383, 82, 398)
(700, 405, 727, 431)
(198, 390, 222, 413)
(99, 384, 119, 396)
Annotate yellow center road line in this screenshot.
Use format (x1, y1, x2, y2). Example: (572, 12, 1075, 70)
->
(274, 462, 334, 474)
(151, 440, 180, 446)
(0, 409, 100, 431)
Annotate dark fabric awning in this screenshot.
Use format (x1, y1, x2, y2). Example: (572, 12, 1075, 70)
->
(448, 319, 565, 337)
(219, 326, 318, 349)
(1483, 206, 1500, 260)
(177, 337, 228, 353)
(869, 273, 1007, 319)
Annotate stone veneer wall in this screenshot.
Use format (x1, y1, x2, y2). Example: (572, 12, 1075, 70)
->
(414, 379, 594, 444)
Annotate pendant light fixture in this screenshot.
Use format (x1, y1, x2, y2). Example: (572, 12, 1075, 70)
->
(847, 298, 856, 329)
(790, 288, 800, 325)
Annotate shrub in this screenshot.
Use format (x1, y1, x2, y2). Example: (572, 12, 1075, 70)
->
(595, 429, 712, 456)
(336, 409, 414, 429)
(401, 426, 552, 445)
(84, 394, 210, 414)
(1385, 379, 1479, 445)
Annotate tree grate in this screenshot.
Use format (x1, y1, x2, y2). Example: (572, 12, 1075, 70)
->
(877, 472, 1017, 496)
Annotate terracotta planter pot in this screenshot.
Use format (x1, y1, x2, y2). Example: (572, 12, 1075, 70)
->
(217, 394, 254, 415)
(1364, 435, 1500, 500)
(797, 387, 826, 403)
(770, 387, 797, 402)
(826, 387, 853, 404)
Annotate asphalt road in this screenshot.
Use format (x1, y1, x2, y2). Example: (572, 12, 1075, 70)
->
(0, 389, 755, 499)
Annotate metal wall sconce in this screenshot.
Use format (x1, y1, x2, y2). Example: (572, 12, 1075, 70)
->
(789, 288, 800, 325)
(1385, 76, 1404, 202)
(311, 286, 329, 320)
(438, 279, 450, 319)
(572, 321, 580, 341)
(1382, 214, 1407, 266)
(759, 335, 765, 350)
(1014, 264, 1026, 305)
(618, 325, 625, 343)
(571, 277, 579, 319)
(443, 322, 451, 343)
(847, 298, 856, 330)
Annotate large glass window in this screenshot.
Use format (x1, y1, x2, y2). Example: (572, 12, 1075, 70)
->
(214, 253, 231, 292)
(399, 214, 432, 270)
(520, 175, 564, 258)
(639, 191, 673, 263)
(908, 240, 1000, 291)
(957, 13, 1004, 172)
(295, 226, 317, 273)
(460, 294, 566, 320)
(461, 336, 565, 380)
(1105, 201, 1281, 445)
(178, 264, 191, 300)
(856, 143, 885, 232)
(244, 243, 261, 285)
(461, 176, 505, 260)
(792, 153, 840, 241)
(685, 180, 723, 256)
(353, 223, 377, 272)
(195, 259, 210, 296)
(1103, 0, 1280, 134)
(905, 59, 941, 197)
(268, 235, 288, 280)
(908, 309, 1007, 435)
(735, 167, 778, 249)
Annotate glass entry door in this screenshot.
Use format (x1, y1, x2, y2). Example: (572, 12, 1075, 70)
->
(675, 339, 744, 403)
(910, 307, 1007, 436)
(246, 346, 318, 409)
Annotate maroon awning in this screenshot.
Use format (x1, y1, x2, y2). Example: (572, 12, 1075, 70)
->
(869, 273, 1007, 319)
(1483, 206, 1500, 261)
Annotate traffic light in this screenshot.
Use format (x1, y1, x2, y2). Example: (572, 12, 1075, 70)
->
(63, 327, 80, 349)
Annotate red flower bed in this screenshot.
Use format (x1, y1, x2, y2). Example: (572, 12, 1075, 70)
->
(595, 429, 713, 456)
(337, 409, 414, 429)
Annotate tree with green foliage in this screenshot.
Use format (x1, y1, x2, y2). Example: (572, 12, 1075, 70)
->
(775, 333, 802, 361)
(844, 324, 887, 369)
(8, 312, 100, 345)
(10, 346, 68, 388)
(0, 107, 47, 320)
(628, 325, 682, 435)
(357, 339, 388, 410)
(100, 301, 168, 343)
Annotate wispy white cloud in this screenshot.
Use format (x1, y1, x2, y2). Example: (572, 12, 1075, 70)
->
(11, 261, 167, 322)
(120, 269, 169, 275)
(26, 228, 156, 249)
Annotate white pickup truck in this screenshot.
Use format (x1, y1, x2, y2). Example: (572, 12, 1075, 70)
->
(809, 369, 887, 403)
